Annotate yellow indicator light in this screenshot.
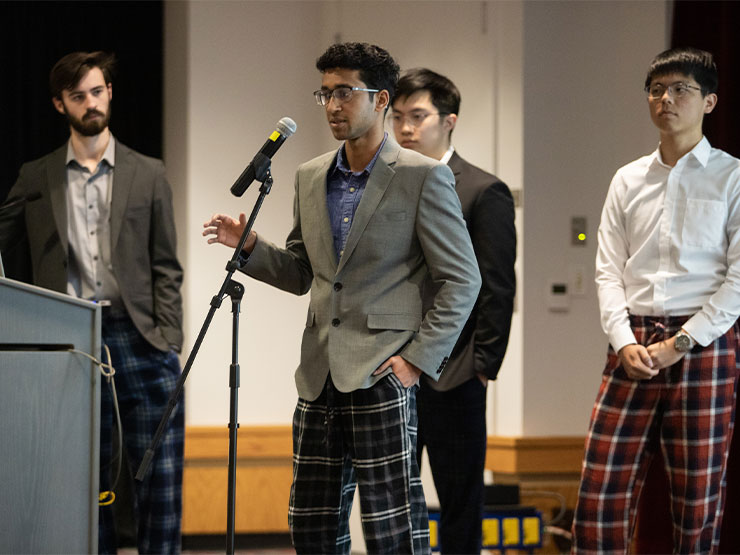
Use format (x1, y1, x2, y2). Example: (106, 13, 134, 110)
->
(502, 517, 520, 546)
(482, 518, 499, 546)
(578, 233, 586, 241)
(429, 519, 438, 548)
(522, 516, 541, 545)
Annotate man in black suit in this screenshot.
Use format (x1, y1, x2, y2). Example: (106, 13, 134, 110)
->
(391, 68, 516, 554)
(0, 51, 184, 554)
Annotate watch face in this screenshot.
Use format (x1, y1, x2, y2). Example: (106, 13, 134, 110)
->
(675, 334, 691, 352)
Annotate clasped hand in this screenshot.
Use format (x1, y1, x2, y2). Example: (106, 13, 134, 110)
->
(618, 336, 685, 380)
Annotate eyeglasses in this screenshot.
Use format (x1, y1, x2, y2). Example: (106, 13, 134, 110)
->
(390, 111, 448, 128)
(645, 82, 702, 101)
(313, 86, 380, 106)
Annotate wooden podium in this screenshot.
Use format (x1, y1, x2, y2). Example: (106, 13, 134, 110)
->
(0, 277, 101, 554)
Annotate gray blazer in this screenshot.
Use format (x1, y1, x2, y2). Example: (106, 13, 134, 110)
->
(0, 141, 183, 352)
(243, 137, 481, 401)
(423, 151, 516, 391)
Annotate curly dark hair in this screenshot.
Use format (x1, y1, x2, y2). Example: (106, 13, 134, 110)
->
(645, 47, 717, 96)
(316, 42, 400, 101)
(50, 51, 116, 99)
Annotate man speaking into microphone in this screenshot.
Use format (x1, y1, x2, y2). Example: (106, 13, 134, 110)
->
(204, 42, 480, 554)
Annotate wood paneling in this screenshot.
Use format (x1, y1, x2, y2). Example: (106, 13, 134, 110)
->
(182, 426, 586, 535)
(184, 425, 292, 461)
(486, 436, 585, 474)
(182, 426, 293, 534)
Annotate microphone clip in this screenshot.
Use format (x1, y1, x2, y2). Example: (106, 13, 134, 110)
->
(252, 153, 273, 196)
(251, 152, 272, 184)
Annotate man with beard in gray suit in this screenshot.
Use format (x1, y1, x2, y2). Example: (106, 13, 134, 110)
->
(0, 51, 184, 554)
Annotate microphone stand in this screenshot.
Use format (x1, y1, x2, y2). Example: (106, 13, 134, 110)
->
(136, 155, 274, 554)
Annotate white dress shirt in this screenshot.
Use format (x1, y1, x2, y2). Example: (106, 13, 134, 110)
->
(440, 145, 455, 165)
(596, 137, 740, 352)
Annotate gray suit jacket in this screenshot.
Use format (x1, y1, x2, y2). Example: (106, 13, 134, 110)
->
(422, 151, 516, 391)
(242, 137, 481, 401)
(0, 141, 183, 352)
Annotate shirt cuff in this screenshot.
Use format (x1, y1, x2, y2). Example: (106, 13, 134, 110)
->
(681, 313, 714, 347)
(609, 325, 638, 354)
(237, 249, 252, 268)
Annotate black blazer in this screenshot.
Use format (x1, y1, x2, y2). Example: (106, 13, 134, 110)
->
(0, 141, 183, 352)
(423, 151, 516, 391)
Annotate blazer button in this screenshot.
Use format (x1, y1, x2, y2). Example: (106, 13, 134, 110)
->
(334, 282, 343, 291)
(332, 318, 340, 327)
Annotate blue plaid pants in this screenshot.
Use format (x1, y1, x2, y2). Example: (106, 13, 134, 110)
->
(289, 373, 430, 554)
(100, 312, 184, 554)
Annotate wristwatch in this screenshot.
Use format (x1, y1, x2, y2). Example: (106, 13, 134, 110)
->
(674, 330, 695, 352)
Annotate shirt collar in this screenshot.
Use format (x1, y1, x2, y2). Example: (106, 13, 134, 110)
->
(652, 135, 711, 169)
(333, 132, 388, 176)
(689, 136, 711, 167)
(440, 145, 455, 165)
(66, 135, 116, 169)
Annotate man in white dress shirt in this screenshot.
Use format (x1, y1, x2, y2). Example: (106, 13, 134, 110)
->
(572, 47, 740, 553)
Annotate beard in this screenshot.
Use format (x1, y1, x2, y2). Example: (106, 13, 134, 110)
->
(64, 105, 111, 137)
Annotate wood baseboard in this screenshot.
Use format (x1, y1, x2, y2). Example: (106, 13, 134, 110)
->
(182, 426, 586, 534)
(182, 426, 292, 534)
(485, 435, 585, 475)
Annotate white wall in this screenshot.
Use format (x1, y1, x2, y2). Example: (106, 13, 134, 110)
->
(520, 0, 668, 435)
(167, 0, 326, 425)
(164, 0, 669, 436)
(165, 0, 522, 428)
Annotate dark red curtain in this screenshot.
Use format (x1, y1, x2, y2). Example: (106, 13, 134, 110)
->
(673, 1, 740, 158)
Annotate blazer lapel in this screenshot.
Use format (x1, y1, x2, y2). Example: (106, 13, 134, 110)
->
(448, 150, 463, 184)
(110, 142, 135, 249)
(336, 138, 399, 273)
(303, 153, 338, 269)
(47, 145, 69, 254)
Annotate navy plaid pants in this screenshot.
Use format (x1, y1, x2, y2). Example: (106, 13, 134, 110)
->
(100, 312, 184, 554)
(289, 373, 430, 554)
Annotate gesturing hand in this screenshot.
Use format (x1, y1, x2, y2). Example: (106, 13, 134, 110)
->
(202, 213, 256, 253)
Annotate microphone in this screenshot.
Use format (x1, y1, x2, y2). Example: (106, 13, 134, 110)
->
(230, 117, 297, 197)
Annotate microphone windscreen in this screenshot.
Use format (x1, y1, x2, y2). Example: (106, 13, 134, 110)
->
(277, 117, 297, 137)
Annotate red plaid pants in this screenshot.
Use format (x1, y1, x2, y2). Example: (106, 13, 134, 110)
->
(572, 315, 738, 554)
